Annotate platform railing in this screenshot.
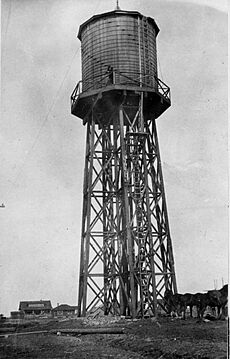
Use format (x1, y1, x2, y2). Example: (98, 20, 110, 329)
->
(71, 70, 171, 108)
(154, 76, 171, 101)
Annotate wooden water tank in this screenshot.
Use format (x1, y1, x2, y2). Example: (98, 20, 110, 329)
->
(78, 10, 159, 92)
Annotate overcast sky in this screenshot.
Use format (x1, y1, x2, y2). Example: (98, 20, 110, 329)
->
(1, 0, 228, 316)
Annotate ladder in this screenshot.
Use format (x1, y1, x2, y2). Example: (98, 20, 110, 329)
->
(142, 17, 150, 85)
(126, 132, 150, 316)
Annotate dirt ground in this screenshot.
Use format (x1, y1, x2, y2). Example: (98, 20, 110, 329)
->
(0, 316, 228, 358)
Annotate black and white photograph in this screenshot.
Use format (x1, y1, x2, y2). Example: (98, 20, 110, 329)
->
(0, 0, 228, 357)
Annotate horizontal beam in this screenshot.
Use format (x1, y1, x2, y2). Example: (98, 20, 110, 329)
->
(50, 328, 125, 335)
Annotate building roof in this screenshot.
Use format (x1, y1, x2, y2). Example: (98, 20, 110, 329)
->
(19, 300, 52, 311)
(52, 304, 78, 312)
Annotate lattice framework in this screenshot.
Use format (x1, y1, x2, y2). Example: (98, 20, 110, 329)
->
(77, 93, 177, 318)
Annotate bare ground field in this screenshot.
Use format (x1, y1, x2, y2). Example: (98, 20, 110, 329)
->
(0, 316, 228, 358)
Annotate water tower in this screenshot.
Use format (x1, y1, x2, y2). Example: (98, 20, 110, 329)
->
(71, 7, 177, 318)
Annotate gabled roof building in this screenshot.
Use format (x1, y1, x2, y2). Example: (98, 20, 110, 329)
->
(52, 304, 78, 317)
(19, 300, 52, 318)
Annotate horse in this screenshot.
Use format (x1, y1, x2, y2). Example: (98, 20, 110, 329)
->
(179, 293, 195, 319)
(164, 290, 193, 319)
(206, 284, 228, 319)
(164, 285, 228, 320)
(193, 284, 228, 320)
(164, 289, 180, 316)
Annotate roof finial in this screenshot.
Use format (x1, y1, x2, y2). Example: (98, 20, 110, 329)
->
(115, 0, 120, 10)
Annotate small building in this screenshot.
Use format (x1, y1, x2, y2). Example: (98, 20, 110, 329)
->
(19, 300, 52, 318)
(11, 311, 24, 319)
(52, 304, 78, 318)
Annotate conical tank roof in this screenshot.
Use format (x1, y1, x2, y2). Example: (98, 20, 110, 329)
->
(77, 9, 159, 40)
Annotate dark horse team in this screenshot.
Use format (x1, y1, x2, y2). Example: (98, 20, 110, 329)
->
(164, 284, 228, 319)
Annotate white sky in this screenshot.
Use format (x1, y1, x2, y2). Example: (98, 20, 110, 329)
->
(1, 0, 228, 316)
(165, 0, 228, 12)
